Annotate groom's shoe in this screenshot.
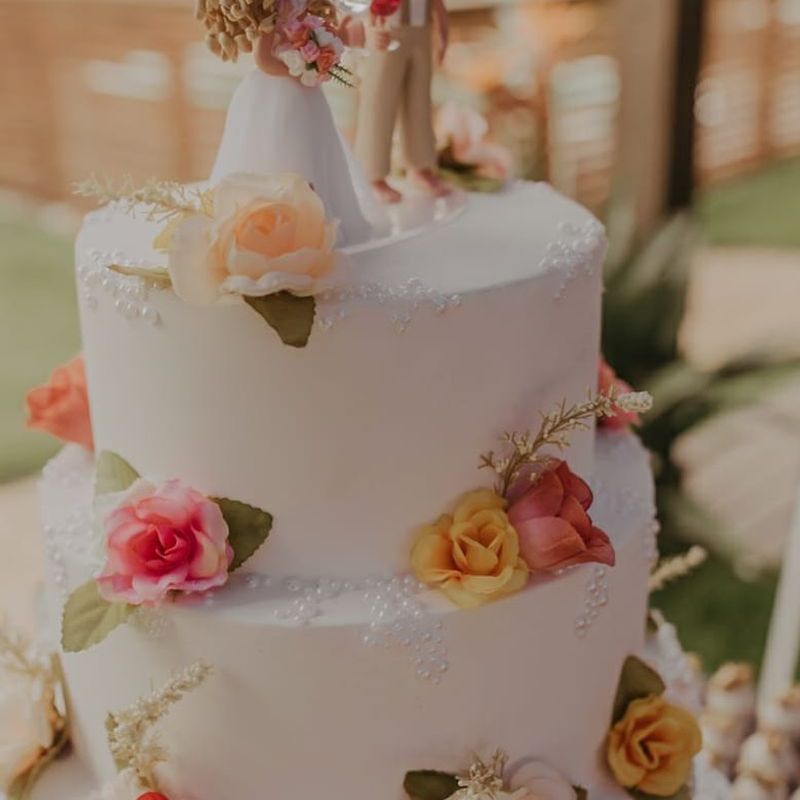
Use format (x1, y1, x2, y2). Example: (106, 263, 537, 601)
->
(372, 179, 404, 204)
(409, 168, 452, 198)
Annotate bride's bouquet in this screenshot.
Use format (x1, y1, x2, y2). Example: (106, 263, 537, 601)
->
(274, 3, 352, 86)
(196, 0, 352, 86)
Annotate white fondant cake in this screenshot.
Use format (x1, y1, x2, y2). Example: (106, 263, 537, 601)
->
(32, 177, 699, 800)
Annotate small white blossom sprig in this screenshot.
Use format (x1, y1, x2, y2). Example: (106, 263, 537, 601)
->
(480, 389, 653, 498)
(649, 546, 708, 593)
(106, 660, 213, 790)
(74, 175, 213, 225)
(454, 750, 521, 800)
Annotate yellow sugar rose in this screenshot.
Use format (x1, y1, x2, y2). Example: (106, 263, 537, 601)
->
(607, 695, 702, 797)
(411, 489, 529, 608)
(168, 172, 339, 306)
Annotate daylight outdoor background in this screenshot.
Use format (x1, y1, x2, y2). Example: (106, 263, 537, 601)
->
(1, 0, 800, 675)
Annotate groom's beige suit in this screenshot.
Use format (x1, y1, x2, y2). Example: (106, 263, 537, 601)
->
(354, 0, 438, 181)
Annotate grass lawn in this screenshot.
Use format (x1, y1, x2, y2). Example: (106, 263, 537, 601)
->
(0, 207, 80, 482)
(698, 158, 800, 248)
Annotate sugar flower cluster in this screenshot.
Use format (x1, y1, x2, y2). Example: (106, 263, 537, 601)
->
(274, 2, 349, 87)
(411, 384, 652, 609)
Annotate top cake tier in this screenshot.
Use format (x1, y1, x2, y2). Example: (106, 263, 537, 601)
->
(75, 182, 606, 579)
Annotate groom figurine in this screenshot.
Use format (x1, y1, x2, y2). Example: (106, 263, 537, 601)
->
(349, 0, 451, 203)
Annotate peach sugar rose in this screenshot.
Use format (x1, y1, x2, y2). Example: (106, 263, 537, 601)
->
(411, 489, 529, 608)
(25, 355, 93, 451)
(97, 479, 233, 606)
(168, 172, 339, 306)
(607, 695, 702, 797)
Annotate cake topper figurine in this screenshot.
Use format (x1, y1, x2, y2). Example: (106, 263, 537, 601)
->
(348, 0, 453, 203)
(196, 0, 375, 245)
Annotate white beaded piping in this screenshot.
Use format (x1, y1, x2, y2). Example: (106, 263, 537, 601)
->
(549, 220, 606, 300)
(75, 205, 603, 331)
(77, 249, 161, 326)
(265, 573, 449, 683)
(574, 565, 610, 639)
(317, 278, 462, 333)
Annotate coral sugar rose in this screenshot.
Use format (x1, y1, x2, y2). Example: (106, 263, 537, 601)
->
(97, 479, 233, 606)
(25, 355, 93, 451)
(607, 695, 702, 797)
(411, 489, 529, 608)
(508, 461, 614, 572)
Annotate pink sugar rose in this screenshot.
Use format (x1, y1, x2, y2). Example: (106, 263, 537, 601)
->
(26, 355, 94, 451)
(598, 356, 641, 431)
(508, 461, 615, 572)
(300, 40, 321, 63)
(282, 19, 309, 46)
(97, 479, 233, 606)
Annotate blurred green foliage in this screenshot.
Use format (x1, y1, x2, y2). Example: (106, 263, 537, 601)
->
(698, 158, 800, 249)
(0, 208, 78, 482)
(601, 205, 800, 672)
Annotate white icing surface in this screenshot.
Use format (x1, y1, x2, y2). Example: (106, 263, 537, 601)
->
(75, 182, 606, 580)
(45, 432, 656, 800)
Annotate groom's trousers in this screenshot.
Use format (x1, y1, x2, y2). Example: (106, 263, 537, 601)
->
(354, 25, 438, 181)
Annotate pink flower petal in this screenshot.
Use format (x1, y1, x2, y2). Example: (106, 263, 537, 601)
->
(508, 471, 564, 525)
(559, 494, 593, 539)
(515, 516, 587, 571)
(555, 462, 593, 510)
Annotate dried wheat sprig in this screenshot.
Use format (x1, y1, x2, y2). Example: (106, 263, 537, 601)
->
(479, 389, 652, 497)
(649, 546, 708, 593)
(74, 175, 213, 224)
(107, 660, 212, 789)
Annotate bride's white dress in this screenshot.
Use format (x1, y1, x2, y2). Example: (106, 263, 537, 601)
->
(211, 70, 374, 246)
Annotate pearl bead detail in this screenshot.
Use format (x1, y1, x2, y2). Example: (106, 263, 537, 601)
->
(575, 565, 610, 638)
(78, 249, 161, 326)
(317, 277, 462, 333)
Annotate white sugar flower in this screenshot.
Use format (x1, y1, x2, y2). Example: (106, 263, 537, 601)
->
(278, 48, 305, 77)
(300, 68, 322, 87)
(0, 674, 56, 792)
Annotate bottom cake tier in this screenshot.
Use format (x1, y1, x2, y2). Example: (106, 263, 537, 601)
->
(40, 432, 660, 800)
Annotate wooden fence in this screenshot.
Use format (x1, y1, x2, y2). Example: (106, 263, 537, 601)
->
(1, 0, 799, 211)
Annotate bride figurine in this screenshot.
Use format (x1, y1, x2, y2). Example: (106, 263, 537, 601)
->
(198, 0, 375, 246)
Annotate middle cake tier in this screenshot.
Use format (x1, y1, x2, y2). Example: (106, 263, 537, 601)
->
(75, 183, 606, 579)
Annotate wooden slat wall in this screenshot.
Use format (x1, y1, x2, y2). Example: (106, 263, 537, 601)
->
(0, 0, 224, 199)
(1, 0, 798, 206)
(696, 0, 800, 183)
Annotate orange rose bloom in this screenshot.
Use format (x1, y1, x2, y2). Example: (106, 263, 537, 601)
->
(607, 695, 702, 797)
(25, 355, 93, 451)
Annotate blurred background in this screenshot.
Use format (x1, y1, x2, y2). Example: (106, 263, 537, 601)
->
(1, 0, 800, 673)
